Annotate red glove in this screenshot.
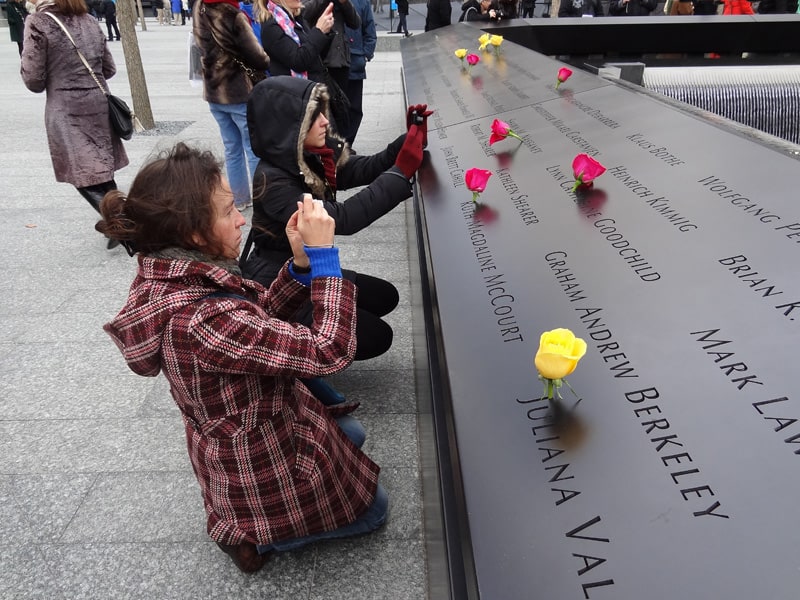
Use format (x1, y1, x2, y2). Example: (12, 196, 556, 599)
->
(395, 124, 424, 179)
(406, 103, 434, 148)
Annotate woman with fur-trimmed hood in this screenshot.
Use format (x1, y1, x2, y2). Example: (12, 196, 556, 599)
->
(244, 76, 427, 361)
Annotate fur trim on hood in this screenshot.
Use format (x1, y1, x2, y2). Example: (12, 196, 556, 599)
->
(248, 76, 349, 199)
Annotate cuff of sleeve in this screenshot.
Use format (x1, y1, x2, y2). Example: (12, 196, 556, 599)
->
(304, 246, 343, 279)
(289, 261, 313, 286)
(388, 165, 415, 184)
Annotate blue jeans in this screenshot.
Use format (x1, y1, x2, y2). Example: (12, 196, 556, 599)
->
(258, 483, 388, 553)
(256, 416, 387, 553)
(208, 102, 259, 206)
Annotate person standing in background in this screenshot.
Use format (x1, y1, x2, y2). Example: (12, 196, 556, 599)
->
(756, 0, 797, 12)
(303, 0, 361, 95)
(194, 0, 270, 210)
(520, 0, 535, 17)
(7, 0, 28, 56)
(559, 0, 603, 16)
(395, 0, 411, 36)
(343, 0, 376, 146)
(21, 0, 128, 249)
(424, 0, 451, 30)
(103, 0, 121, 40)
(163, 0, 174, 24)
(608, 0, 657, 14)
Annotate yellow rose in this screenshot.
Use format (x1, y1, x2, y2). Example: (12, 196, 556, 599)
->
(490, 35, 504, 47)
(455, 48, 467, 59)
(534, 328, 587, 380)
(479, 33, 491, 45)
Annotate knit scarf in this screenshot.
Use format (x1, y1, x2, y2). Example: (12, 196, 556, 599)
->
(307, 146, 337, 192)
(150, 247, 243, 277)
(267, 0, 307, 78)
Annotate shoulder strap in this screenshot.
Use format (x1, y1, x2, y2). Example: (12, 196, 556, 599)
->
(238, 229, 255, 272)
(43, 12, 108, 96)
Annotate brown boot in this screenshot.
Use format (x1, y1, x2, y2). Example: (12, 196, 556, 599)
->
(215, 542, 271, 573)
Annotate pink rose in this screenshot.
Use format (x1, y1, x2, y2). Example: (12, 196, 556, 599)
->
(465, 167, 493, 203)
(572, 154, 606, 192)
(489, 118, 523, 146)
(466, 53, 480, 66)
(556, 67, 573, 89)
(465, 168, 492, 193)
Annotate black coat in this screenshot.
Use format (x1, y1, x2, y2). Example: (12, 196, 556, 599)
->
(396, 0, 409, 14)
(757, 0, 797, 11)
(260, 12, 332, 82)
(103, 0, 117, 20)
(244, 76, 411, 286)
(559, 0, 604, 16)
(608, 0, 657, 14)
(425, 0, 452, 30)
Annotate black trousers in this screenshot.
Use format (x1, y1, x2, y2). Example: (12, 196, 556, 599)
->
(343, 78, 364, 146)
(293, 271, 399, 361)
(243, 248, 399, 361)
(106, 18, 120, 40)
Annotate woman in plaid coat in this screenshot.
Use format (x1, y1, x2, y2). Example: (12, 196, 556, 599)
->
(99, 143, 385, 573)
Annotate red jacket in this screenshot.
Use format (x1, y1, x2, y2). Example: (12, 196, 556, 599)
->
(722, 0, 755, 13)
(105, 254, 378, 545)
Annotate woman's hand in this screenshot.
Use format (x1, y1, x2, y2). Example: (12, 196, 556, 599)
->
(297, 193, 335, 247)
(315, 2, 335, 34)
(286, 200, 310, 269)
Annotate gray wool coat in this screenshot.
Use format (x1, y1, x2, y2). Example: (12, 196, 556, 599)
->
(21, 11, 128, 188)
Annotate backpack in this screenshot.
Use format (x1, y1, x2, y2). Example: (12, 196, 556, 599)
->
(458, 5, 477, 20)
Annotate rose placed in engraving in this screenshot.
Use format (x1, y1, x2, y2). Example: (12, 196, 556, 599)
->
(535, 328, 587, 405)
(489, 118, 523, 146)
(478, 33, 491, 51)
(489, 34, 504, 55)
(571, 153, 606, 192)
(465, 52, 480, 74)
(556, 67, 573, 89)
(455, 48, 467, 62)
(535, 328, 587, 381)
(465, 167, 492, 203)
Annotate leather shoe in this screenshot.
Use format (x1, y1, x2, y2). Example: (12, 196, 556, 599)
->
(216, 542, 271, 573)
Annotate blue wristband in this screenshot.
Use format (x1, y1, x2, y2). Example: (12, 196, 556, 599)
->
(289, 261, 313, 286)
(304, 246, 342, 279)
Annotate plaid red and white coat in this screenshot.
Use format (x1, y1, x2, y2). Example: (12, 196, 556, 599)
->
(104, 256, 379, 545)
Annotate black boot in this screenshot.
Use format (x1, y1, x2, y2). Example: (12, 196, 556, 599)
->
(77, 186, 105, 213)
(77, 185, 120, 249)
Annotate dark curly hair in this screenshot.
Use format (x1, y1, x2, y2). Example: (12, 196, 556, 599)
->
(95, 143, 226, 257)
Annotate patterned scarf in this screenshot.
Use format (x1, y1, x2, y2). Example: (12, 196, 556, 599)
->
(267, 0, 307, 78)
(307, 146, 337, 192)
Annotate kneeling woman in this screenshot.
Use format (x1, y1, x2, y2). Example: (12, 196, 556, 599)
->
(244, 76, 427, 360)
(98, 143, 386, 573)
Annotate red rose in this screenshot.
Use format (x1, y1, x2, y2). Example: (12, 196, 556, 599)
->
(571, 154, 606, 192)
(465, 168, 492, 193)
(556, 67, 573, 89)
(489, 118, 523, 146)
